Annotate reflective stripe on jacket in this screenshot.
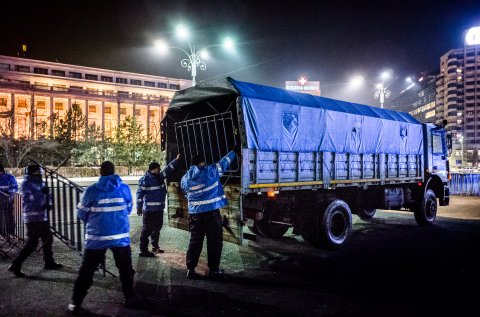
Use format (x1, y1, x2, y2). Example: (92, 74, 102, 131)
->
(181, 151, 236, 214)
(77, 175, 133, 249)
(21, 175, 49, 223)
(136, 159, 179, 212)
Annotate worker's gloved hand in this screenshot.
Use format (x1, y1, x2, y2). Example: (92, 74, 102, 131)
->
(41, 186, 49, 194)
(137, 208, 143, 216)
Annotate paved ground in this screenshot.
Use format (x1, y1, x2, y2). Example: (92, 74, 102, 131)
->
(1, 195, 479, 317)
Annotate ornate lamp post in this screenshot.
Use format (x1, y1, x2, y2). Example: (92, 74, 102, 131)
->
(156, 25, 235, 86)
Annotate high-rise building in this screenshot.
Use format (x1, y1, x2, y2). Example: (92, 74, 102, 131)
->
(436, 27, 480, 168)
(387, 73, 436, 123)
(0, 55, 191, 140)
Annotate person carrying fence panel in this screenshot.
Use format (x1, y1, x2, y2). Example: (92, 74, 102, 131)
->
(0, 164, 18, 238)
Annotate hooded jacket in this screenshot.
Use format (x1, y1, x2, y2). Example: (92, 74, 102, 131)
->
(137, 158, 179, 212)
(21, 175, 50, 223)
(181, 151, 236, 214)
(77, 175, 132, 249)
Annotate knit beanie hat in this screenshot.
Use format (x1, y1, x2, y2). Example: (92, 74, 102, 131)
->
(148, 162, 160, 172)
(100, 161, 115, 176)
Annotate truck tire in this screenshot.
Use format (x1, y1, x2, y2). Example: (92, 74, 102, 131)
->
(357, 208, 376, 219)
(302, 200, 352, 249)
(414, 189, 437, 225)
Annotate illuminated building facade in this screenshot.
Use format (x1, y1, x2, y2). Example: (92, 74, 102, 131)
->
(0, 55, 191, 140)
(436, 27, 480, 167)
(387, 74, 436, 123)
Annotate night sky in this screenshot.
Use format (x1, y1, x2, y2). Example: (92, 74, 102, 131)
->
(1, 0, 479, 105)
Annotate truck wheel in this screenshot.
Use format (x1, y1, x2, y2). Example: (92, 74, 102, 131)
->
(414, 189, 437, 225)
(357, 208, 376, 219)
(302, 200, 352, 249)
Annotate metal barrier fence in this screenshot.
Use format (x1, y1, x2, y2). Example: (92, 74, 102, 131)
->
(0, 192, 25, 258)
(45, 170, 85, 253)
(450, 173, 480, 196)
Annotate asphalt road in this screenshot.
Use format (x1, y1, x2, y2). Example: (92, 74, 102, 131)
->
(1, 195, 479, 317)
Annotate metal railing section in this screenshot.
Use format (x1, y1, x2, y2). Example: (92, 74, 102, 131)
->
(0, 192, 24, 258)
(174, 111, 238, 171)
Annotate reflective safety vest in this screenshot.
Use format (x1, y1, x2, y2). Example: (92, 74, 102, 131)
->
(77, 175, 133, 249)
(21, 175, 50, 223)
(0, 172, 18, 197)
(136, 158, 179, 212)
(181, 151, 236, 214)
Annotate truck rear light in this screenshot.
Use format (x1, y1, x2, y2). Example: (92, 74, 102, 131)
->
(417, 181, 423, 187)
(267, 191, 276, 198)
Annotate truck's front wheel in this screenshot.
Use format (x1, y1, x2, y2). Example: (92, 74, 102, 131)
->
(414, 189, 437, 225)
(302, 199, 352, 249)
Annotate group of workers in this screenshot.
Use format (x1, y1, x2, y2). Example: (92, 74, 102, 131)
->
(1, 149, 237, 314)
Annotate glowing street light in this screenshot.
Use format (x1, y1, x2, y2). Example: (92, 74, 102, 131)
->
(155, 24, 236, 86)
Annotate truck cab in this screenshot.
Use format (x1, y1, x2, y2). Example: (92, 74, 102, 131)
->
(423, 123, 450, 206)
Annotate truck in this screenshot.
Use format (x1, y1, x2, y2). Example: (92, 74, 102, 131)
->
(162, 77, 451, 249)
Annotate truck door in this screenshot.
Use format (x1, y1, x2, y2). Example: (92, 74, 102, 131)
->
(431, 129, 448, 183)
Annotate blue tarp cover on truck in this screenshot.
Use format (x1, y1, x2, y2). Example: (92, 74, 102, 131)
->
(169, 77, 424, 155)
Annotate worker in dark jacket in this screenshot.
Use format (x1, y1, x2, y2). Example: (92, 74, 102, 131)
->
(137, 155, 180, 257)
(68, 161, 135, 314)
(8, 164, 62, 277)
(0, 164, 18, 237)
(181, 150, 236, 279)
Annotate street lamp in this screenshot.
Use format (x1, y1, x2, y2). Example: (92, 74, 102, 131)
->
(155, 24, 235, 86)
(348, 72, 391, 108)
(373, 71, 392, 109)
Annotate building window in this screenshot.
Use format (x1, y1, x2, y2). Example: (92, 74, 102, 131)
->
(456, 150, 462, 156)
(104, 106, 112, 114)
(116, 77, 128, 84)
(34, 67, 48, 75)
(70, 86, 83, 91)
(130, 79, 141, 86)
(118, 91, 129, 96)
(15, 65, 30, 72)
(144, 81, 155, 87)
(36, 101, 46, 109)
(101, 76, 113, 82)
(17, 99, 27, 108)
(51, 69, 66, 76)
(134, 109, 141, 116)
(54, 103, 64, 111)
(88, 105, 97, 113)
(158, 82, 167, 88)
(0, 97, 7, 107)
(149, 110, 156, 117)
(85, 74, 98, 81)
(69, 71, 82, 79)
(120, 108, 127, 115)
(0, 63, 10, 70)
(169, 84, 180, 90)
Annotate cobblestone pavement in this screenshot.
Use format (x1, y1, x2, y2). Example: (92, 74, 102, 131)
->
(1, 196, 479, 317)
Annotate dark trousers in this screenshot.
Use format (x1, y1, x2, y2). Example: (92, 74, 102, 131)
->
(11, 221, 54, 268)
(139, 212, 164, 252)
(72, 246, 135, 306)
(186, 209, 223, 272)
